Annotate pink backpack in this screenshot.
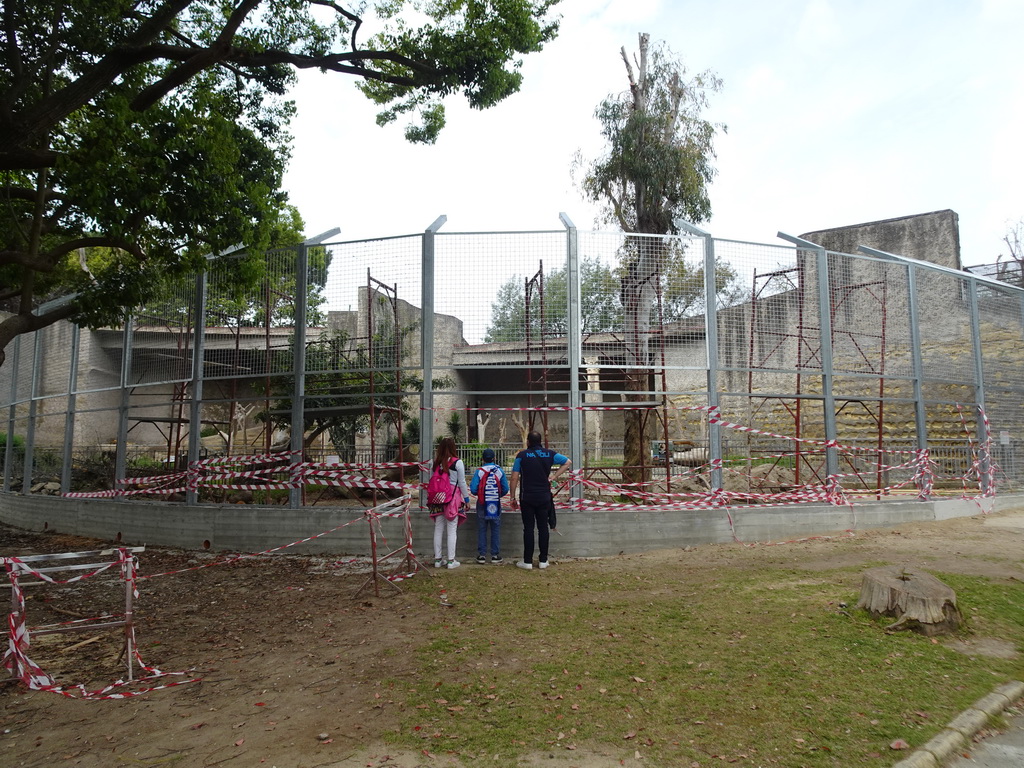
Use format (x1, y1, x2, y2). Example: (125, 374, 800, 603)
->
(426, 457, 456, 513)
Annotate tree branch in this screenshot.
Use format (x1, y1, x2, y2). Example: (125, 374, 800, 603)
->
(1, 185, 61, 204)
(8, 0, 196, 157)
(0, 236, 146, 270)
(129, 0, 263, 111)
(308, 0, 364, 51)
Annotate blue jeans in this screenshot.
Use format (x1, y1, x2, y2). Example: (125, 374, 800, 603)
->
(476, 507, 501, 557)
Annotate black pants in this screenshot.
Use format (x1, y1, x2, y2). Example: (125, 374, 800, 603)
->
(520, 494, 550, 564)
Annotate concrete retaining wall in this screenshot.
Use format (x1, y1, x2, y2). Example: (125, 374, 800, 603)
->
(0, 492, 1012, 559)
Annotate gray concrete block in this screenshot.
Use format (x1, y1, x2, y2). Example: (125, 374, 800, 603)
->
(975, 692, 1014, 717)
(921, 729, 966, 763)
(993, 680, 1024, 702)
(948, 708, 991, 737)
(3, 490, 1022, 558)
(890, 750, 939, 768)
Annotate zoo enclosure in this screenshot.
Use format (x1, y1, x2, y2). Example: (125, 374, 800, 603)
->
(2, 215, 1023, 507)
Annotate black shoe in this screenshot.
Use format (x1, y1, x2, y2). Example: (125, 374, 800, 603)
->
(491, 555, 503, 564)
(476, 555, 487, 564)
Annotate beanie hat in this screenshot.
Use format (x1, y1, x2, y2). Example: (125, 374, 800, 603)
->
(482, 448, 495, 462)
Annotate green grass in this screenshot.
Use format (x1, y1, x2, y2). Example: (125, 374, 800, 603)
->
(384, 560, 1023, 767)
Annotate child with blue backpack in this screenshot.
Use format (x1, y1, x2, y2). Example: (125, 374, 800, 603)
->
(470, 448, 509, 564)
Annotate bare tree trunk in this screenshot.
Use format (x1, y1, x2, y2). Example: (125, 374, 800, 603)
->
(620, 238, 665, 488)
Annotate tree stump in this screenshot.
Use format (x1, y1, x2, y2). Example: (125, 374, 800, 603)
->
(856, 565, 962, 636)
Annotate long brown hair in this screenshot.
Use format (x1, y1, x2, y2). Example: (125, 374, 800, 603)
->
(433, 437, 458, 472)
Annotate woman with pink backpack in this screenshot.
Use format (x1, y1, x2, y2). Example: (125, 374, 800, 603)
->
(426, 437, 470, 569)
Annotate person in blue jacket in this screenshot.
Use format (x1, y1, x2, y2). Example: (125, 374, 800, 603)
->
(509, 431, 571, 570)
(469, 448, 509, 564)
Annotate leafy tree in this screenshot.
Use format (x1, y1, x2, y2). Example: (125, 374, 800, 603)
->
(137, 204, 334, 328)
(263, 294, 453, 457)
(0, 0, 562, 365)
(483, 253, 744, 344)
(484, 255, 621, 342)
(575, 33, 724, 486)
(661, 254, 746, 319)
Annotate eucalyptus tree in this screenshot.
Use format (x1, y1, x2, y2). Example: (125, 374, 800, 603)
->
(0, 0, 562, 365)
(576, 32, 724, 485)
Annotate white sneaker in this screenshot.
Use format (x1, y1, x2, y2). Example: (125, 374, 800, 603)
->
(447, 560, 461, 570)
(434, 559, 442, 568)
(516, 561, 533, 570)
(538, 561, 550, 569)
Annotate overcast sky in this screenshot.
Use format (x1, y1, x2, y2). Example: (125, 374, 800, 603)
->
(282, 0, 1023, 265)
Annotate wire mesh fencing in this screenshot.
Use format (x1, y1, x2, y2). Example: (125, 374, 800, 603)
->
(2, 217, 1022, 508)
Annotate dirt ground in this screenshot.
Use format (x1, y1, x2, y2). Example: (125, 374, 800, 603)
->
(1, 506, 1022, 768)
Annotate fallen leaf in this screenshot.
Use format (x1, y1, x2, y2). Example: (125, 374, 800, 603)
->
(890, 739, 910, 750)
(623, 731, 637, 740)
(234, 738, 245, 746)
(632, 676, 646, 683)
(189, 723, 206, 730)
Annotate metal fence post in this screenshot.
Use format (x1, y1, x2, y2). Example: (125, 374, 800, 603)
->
(676, 219, 722, 491)
(778, 233, 839, 481)
(858, 246, 930, 495)
(966, 276, 991, 493)
(60, 324, 81, 494)
(905, 263, 930, 493)
(20, 330, 43, 494)
(288, 228, 340, 508)
(187, 270, 208, 506)
(290, 243, 309, 509)
(561, 213, 583, 503)
(420, 216, 446, 473)
(114, 320, 134, 493)
(4, 336, 20, 492)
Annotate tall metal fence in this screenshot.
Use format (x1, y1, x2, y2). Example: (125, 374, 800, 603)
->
(3, 216, 1022, 508)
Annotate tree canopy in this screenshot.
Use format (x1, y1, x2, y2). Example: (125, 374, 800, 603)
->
(483, 252, 744, 342)
(0, 0, 562, 365)
(577, 33, 723, 235)
(484, 256, 621, 342)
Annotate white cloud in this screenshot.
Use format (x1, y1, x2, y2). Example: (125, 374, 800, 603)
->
(795, 0, 841, 47)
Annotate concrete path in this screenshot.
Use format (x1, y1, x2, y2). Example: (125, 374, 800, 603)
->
(892, 684, 1024, 768)
(944, 708, 1024, 768)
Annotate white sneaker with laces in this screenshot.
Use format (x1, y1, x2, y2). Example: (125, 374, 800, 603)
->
(434, 559, 442, 568)
(516, 561, 533, 570)
(447, 559, 461, 570)
(538, 561, 549, 569)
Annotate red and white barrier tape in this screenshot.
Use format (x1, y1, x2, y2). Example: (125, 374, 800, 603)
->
(2, 551, 199, 699)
